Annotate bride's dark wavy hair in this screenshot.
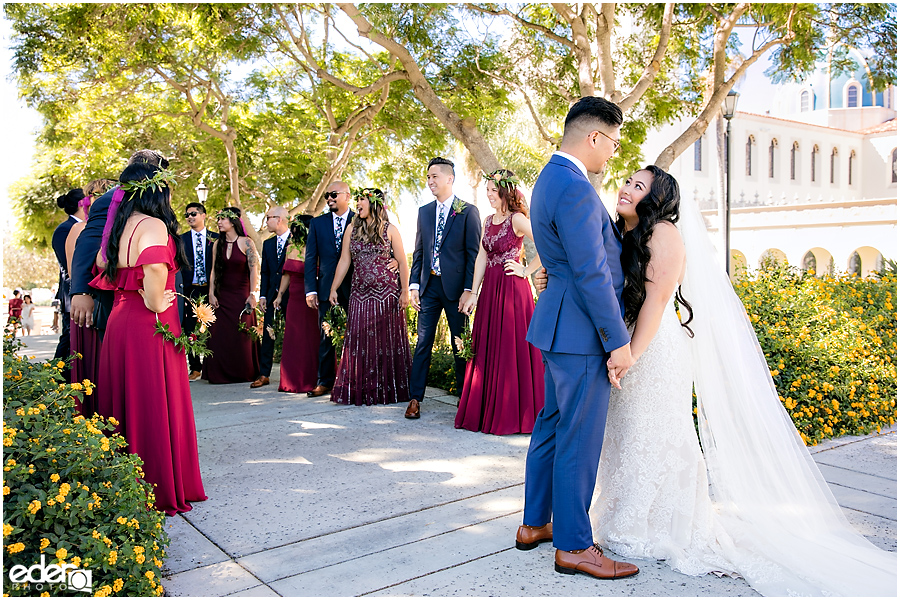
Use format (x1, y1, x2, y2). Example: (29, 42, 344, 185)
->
(616, 165, 694, 335)
(102, 162, 187, 284)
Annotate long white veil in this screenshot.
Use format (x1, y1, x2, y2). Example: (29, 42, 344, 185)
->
(678, 194, 897, 596)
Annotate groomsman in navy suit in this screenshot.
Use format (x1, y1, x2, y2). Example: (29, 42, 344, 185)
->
(516, 97, 639, 580)
(305, 183, 355, 397)
(406, 157, 481, 419)
(253, 206, 291, 389)
(180, 202, 217, 381)
(70, 150, 170, 337)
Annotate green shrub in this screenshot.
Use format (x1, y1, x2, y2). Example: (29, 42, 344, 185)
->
(406, 306, 461, 396)
(734, 261, 897, 445)
(2, 331, 169, 597)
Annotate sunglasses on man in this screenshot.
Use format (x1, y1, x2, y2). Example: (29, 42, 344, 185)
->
(324, 191, 346, 200)
(185, 211, 200, 218)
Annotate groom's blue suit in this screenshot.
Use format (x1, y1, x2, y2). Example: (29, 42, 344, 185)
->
(524, 153, 631, 551)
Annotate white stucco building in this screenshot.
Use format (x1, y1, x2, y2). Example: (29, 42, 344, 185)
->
(642, 52, 897, 277)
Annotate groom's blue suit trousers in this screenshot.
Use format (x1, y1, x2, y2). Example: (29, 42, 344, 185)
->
(523, 350, 611, 551)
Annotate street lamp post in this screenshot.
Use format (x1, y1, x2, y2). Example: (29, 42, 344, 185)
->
(195, 182, 209, 205)
(722, 89, 739, 276)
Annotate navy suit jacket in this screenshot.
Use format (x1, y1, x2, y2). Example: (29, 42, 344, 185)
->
(51, 216, 78, 310)
(180, 229, 218, 286)
(526, 155, 630, 355)
(305, 211, 354, 301)
(260, 233, 290, 303)
(410, 197, 481, 301)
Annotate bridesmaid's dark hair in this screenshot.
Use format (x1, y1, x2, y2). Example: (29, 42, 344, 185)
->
(213, 206, 247, 285)
(491, 169, 528, 217)
(57, 188, 86, 216)
(616, 165, 694, 335)
(102, 162, 187, 284)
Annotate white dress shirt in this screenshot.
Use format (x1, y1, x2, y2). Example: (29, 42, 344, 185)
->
(553, 150, 590, 180)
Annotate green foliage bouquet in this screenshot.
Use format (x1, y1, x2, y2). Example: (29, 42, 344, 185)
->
(322, 305, 347, 359)
(2, 331, 169, 596)
(734, 261, 897, 445)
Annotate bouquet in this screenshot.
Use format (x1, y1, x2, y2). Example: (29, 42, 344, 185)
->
(154, 294, 215, 358)
(322, 305, 347, 359)
(453, 318, 475, 362)
(238, 303, 265, 341)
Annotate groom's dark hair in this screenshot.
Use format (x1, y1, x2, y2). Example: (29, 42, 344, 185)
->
(562, 96, 623, 141)
(427, 156, 455, 177)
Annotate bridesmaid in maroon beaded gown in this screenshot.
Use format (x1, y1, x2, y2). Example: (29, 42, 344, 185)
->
(330, 189, 411, 406)
(273, 215, 319, 393)
(92, 162, 206, 515)
(456, 170, 545, 435)
(204, 207, 261, 384)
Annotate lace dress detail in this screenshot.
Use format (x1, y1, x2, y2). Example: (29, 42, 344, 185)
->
(592, 295, 769, 578)
(482, 215, 522, 268)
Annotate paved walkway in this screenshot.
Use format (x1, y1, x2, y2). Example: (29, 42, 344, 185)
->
(17, 336, 898, 596)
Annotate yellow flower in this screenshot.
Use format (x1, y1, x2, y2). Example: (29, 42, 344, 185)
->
(117, 516, 127, 525)
(56, 361, 65, 369)
(71, 382, 83, 391)
(3, 523, 13, 537)
(55, 547, 68, 560)
(82, 379, 92, 387)
(28, 500, 41, 514)
(145, 571, 155, 581)
(39, 538, 50, 549)
(71, 556, 81, 567)
(136, 554, 146, 564)
(108, 417, 119, 426)
(112, 579, 124, 592)
(107, 550, 118, 565)
(7, 542, 25, 554)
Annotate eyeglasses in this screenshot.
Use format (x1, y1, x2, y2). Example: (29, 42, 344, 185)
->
(185, 211, 200, 218)
(595, 130, 621, 153)
(324, 191, 346, 200)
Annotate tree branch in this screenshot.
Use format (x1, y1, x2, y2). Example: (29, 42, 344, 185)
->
(618, 2, 675, 111)
(465, 3, 574, 48)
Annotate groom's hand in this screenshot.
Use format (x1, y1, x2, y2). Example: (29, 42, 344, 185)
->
(533, 267, 548, 293)
(607, 343, 635, 389)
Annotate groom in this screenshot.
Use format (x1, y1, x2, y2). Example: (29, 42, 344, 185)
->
(517, 96, 638, 580)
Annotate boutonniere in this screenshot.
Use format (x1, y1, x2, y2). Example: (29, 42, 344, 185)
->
(450, 198, 466, 217)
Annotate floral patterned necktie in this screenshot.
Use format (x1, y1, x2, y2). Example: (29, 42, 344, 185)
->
(195, 232, 207, 285)
(334, 215, 344, 252)
(432, 203, 446, 275)
(276, 235, 285, 261)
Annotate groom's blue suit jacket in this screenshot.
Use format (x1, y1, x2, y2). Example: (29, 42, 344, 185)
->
(526, 154, 630, 355)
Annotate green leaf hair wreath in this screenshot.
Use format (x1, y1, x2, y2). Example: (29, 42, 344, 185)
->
(481, 169, 520, 189)
(215, 208, 241, 222)
(119, 168, 178, 195)
(352, 187, 385, 207)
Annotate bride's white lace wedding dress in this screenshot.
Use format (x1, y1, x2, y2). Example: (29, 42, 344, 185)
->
(589, 195, 897, 597)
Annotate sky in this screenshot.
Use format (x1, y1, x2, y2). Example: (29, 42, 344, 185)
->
(0, 11, 783, 241)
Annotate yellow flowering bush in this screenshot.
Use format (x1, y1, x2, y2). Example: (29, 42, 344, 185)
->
(2, 330, 168, 596)
(734, 260, 897, 445)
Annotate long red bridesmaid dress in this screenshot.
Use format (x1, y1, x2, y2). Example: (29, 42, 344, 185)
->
(92, 224, 206, 515)
(278, 258, 319, 393)
(455, 215, 545, 435)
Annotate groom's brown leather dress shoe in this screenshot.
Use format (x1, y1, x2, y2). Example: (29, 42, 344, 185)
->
(516, 523, 552, 550)
(250, 376, 269, 389)
(307, 385, 332, 398)
(404, 399, 420, 419)
(555, 544, 639, 579)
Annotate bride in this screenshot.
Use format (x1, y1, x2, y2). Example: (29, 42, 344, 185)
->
(587, 165, 896, 596)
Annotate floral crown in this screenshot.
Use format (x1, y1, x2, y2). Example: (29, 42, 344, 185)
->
(119, 167, 177, 195)
(353, 188, 385, 207)
(215, 209, 241, 222)
(482, 169, 519, 189)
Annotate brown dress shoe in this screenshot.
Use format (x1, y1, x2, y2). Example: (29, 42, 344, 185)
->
(250, 376, 270, 389)
(404, 398, 420, 419)
(555, 544, 639, 579)
(307, 384, 332, 398)
(516, 523, 553, 550)
(188, 371, 202, 382)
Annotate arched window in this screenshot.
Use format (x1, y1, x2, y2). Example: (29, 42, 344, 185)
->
(810, 145, 819, 182)
(790, 141, 799, 181)
(800, 90, 811, 112)
(847, 83, 860, 108)
(849, 251, 862, 276)
(803, 251, 817, 273)
(830, 148, 838, 184)
(745, 135, 755, 176)
(892, 148, 897, 184)
(768, 139, 777, 179)
(694, 138, 702, 171)
(848, 149, 856, 185)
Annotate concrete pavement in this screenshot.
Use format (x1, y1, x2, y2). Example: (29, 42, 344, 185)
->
(16, 335, 898, 596)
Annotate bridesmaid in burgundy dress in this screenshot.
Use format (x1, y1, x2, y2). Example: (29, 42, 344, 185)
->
(273, 214, 319, 393)
(457, 169, 545, 435)
(67, 179, 113, 406)
(330, 189, 412, 406)
(92, 162, 206, 515)
(204, 207, 261, 384)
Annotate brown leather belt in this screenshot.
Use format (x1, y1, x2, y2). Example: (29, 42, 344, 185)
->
(430, 269, 440, 276)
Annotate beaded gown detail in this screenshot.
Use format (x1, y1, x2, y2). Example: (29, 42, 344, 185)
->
(203, 241, 259, 384)
(91, 233, 206, 516)
(332, 223, 411, 406)
(455, 215, 544, 434)
(279, 258, 319, 393)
